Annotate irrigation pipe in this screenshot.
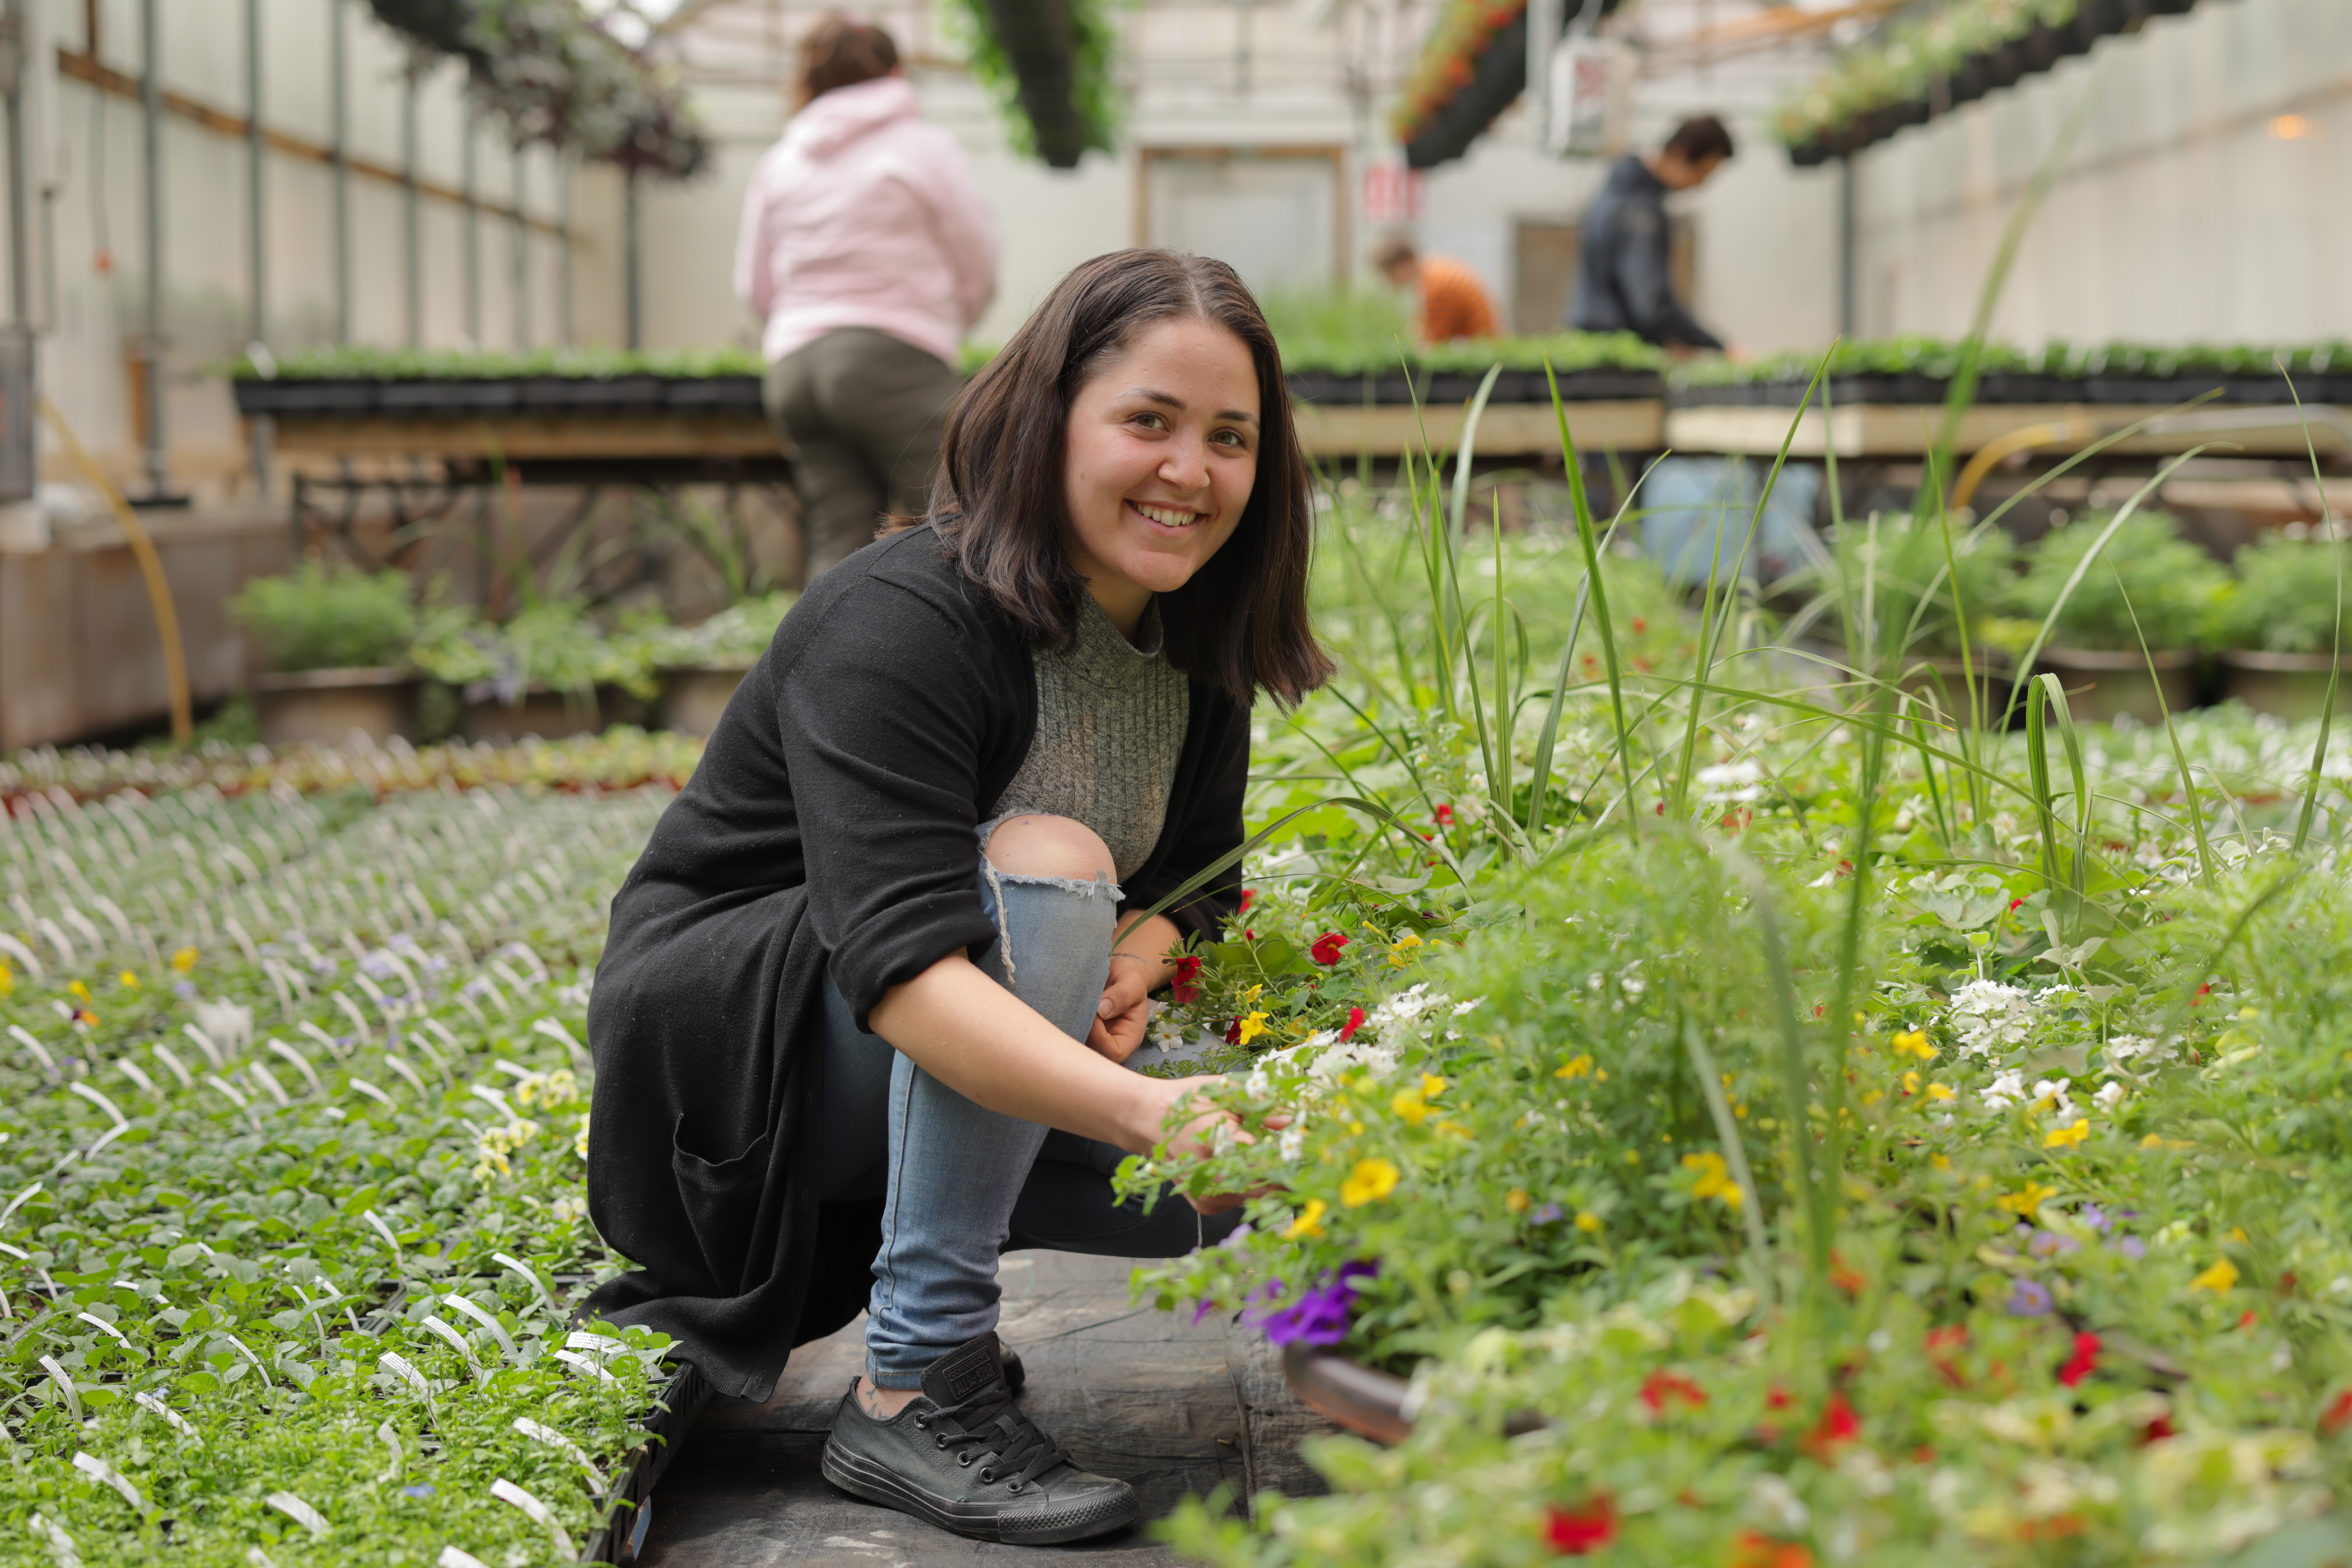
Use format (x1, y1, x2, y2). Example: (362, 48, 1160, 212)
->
(39, 396, 192, 741)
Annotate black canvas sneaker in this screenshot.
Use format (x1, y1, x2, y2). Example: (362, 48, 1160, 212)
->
(820, 1331, 1138, 1544)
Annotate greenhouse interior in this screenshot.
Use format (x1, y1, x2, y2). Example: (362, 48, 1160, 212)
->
(0, 0, 2348, 1562)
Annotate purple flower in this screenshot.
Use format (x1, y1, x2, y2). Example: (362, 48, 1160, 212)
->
(2079, 1203, 2111, 1234)
(1246, 1262, 1378, 1347)
(1531, 1203, 1565, 1226)
(2007, 1278, 2054, 1318)
(401, 1483, 434, 1498)
(2028, 1230, 2080, 1259)
(1189, 1299, 1221, 1327)
(2114, 1235, 2146, 1261)
(171, 981, 196, 1000)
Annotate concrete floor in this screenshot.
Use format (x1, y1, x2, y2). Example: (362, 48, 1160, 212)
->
(634, 1251, 1336, 1567)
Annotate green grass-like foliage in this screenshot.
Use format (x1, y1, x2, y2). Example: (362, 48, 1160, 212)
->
(2000, 510, 2230, 653)
(0, 732, 707, 1564)
(227, 564, 419, 675)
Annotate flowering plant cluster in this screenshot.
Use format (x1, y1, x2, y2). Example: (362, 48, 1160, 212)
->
(1388, 0, 1529, 148)
(0, 738, 682, 1562)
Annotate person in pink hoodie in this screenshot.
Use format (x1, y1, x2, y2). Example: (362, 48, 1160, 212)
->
(735, 17, 1000, 580)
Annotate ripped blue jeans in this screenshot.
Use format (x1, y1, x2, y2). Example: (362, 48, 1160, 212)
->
(818, 840, 1239, 1389)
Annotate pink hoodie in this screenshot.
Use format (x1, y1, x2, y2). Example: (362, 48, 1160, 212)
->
(734, 77, 1000, 368)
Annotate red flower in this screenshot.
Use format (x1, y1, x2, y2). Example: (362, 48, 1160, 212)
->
(2140, 1413, 2178, 1444)
(1640, 1371, 1706, 1414)
(1224, 1017, 1243, 1044)
(1545, 1496, 1617, 1555)
(2057, 1331, 2101, 1389)
(1309, 932, 1351, 967)
(1239, 889, 1256, 912)
(1926, 1325, 1968, 1389)
(2008, 897, 2027, 912)
(1765, 1385, 1793, 1411)
(1337, 1006, 1366, 1043)
(1828, 1252, 1865, 1296)
(2323, 1391, 2352, 1435)
(1434, 803, 1455, 827)
(1730, 1531, 1815, 1568)
(1804, 1393, 1859, 1457)
(1170, 955, 1203, 1005)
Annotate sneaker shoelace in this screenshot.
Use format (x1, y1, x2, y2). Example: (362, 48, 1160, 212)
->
(914, 1386, 1073, 1494)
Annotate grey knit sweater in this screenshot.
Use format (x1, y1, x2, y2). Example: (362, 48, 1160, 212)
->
(992, 595, 1191, 880)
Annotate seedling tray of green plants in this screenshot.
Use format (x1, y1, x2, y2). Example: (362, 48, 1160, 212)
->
(1671, 337, 2352, 407)
(0, 731, 707, 1565)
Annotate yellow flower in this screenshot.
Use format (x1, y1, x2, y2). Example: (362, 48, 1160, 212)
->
(1283, 1198, 1327, 1239)
(2228, 1226, 2248, 1244)
(1385, 933, 1425, 968)
(1340, 1157, 1399, 1207)
(1390, 1087, 1430, 1126)
(117, 970, 139, 990)
(1421, 1074, 1448, 1098)
(2044, 1119, 2090, 1150)
(1555, 1054, 1594, 1080)
(1996, 1182, 2059, 1221)
(1930, 1153, 1952, 1170)
(1902, 1070, 1921, 1096)
(0, 961, 12, 998)
(1236, 1011, 1270, 1046)
(1682, 1150, 1743, 1208)
(1926, 1082, 1956, 1102)
(1575, 1211, 1602, 1233)
(67, 981, 89, 1002)
(171, 948, 198, 973)
(2141, 1133, 2195, 1151)
(1892, 1030, 1936, 1060)
(1504, 1188, 1529, 1214)
(2190, 1258, 2240, 1294)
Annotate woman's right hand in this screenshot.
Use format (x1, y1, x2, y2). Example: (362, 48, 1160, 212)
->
(1123, 1073, 1281, 1215)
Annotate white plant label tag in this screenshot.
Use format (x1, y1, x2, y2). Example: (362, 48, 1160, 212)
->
(489, 1477, 575, 1558)
(71, 1452, 146, 1513)
(379, 1350, 432, 1401)
(553, 1349, 615, 1383)
(265, 1491, 329, 1537)
(513, 1417, 606, 1496)
(36, 1355, 80, 1418)
(441, 1295, 518, 1361)
(436, 1548, 490, 1568)
(133, 1391, 201, 1444)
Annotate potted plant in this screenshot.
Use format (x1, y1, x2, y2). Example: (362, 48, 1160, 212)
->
(410, 598, 660, 742)
(1998, 510, 2227, 724)
(1828, 515, 2018, 721)
(228, 562, 421, 745)
(2211, 530, 2352, 721)
(631, 591, 796, 738)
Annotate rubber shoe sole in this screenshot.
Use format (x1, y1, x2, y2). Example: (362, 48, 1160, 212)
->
(820, 1435, 1139, 1544)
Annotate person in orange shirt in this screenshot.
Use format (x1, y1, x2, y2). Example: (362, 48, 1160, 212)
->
(1373, 237, 1499, 343)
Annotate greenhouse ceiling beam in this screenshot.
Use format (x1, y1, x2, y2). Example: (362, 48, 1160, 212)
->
(53, 48, 570, 240)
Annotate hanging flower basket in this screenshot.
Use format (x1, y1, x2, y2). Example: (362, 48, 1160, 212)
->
(367, 0, 711, 180)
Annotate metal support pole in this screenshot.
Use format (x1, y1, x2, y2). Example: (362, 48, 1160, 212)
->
(556, 154, 572, 345)
(330, 0, 349, 342)
(462, 105, 480, 346)
(7, 55, 29, 328)
(403, 73, 419, 346)
(511, 146, 526, 349)
(1837, 153, 1856, 338)
(624, 165, 641, 351)
(138, 0, 166, 498)
(244, 0, 262, 342)
(245, 0, 269, 496)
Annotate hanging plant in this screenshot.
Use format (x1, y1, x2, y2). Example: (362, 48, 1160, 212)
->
(366, 0, 711, 179)
(1389, 0, 1527, 148)
(938, 0, 1123, 167)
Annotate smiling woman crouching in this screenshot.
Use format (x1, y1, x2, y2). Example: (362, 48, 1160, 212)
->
(583, 249, 1332, 1545)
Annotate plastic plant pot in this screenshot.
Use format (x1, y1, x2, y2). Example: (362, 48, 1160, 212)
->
(2216, 650, 2352, 723)
(2034, 647, 2199, 726)
(254, 668, 419, 746)
(659, 666, 753, 739)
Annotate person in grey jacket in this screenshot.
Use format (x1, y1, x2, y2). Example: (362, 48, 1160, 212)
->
(1570, 115, 1734, 354)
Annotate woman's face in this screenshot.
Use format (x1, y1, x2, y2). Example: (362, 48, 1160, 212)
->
(1060, 316, 1261, 631)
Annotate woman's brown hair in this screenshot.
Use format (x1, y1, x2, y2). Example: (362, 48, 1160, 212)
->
(930, 249, 1333, 708)
(797, 15, 900, 108)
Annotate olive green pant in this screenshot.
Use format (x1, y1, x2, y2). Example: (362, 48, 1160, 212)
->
(764, 328, 964, 582)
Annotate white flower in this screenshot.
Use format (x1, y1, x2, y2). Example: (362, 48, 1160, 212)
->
(1276, 1123, 1305, 1163)
(1450, 996, 1486, 1016)
(1948, 979, 2037, 1056)
(552, 1194, 587, 1227)
(1981, 1070, 2027, 1111)
(1149, 1010, 1190, 1051)
(1695, 760, 1764, 802)
(195, 998, 254, 1052)
(2105, 1033, 2157, 1062)
(1242, 1067, 1272, 1099)
(2094, 1080, 2126, 1110)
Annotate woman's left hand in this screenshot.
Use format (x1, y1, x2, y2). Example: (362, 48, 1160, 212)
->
(1087, 956, 1157, 1064)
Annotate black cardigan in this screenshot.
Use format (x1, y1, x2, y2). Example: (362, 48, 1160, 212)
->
(582, 525, 1249, 1399)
